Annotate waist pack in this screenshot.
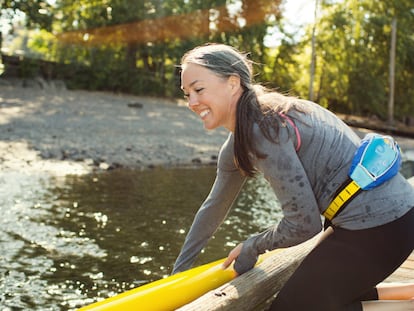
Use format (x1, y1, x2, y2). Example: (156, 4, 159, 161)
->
(323, 133, 402, 221)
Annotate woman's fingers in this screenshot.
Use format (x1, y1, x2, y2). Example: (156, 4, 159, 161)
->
(222, 243, 243, 269)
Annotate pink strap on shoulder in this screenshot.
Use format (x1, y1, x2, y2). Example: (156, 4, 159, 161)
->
(279, 113, 301, 152)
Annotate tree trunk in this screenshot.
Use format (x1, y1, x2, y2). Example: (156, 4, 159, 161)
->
(309, 0, 319, 102)
(388, 17, 397, 126)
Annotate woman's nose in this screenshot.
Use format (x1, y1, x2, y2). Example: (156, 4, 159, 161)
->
(187, 94, 199, 109)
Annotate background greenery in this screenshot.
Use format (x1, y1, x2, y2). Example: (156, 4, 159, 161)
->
(1, 0, 413, 121)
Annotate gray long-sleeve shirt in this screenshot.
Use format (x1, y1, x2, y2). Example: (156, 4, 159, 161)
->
(172, 100, 414, 274)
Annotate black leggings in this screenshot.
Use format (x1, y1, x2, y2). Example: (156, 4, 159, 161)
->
(269, 207, 414, 311)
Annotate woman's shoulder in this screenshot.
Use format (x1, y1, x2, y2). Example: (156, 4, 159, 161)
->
(217, 133, 237, 170)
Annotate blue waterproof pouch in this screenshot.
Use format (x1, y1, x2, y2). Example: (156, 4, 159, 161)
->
(324, 133, 402, 222)
(349, 133, 401, 190)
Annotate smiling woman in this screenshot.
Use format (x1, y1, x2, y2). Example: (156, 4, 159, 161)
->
(181, 62, 241, 131)
(173, 43, 414, 311)
(180, 45, 253, 132)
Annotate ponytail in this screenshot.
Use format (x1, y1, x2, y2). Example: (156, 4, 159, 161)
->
(234, 86, 304, 177)
(234, 87, 266, 177)
(179, 44, 304, 176)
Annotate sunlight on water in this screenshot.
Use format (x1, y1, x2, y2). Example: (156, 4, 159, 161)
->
(0, 167, 282, 310)
(1, 163, 413, 310)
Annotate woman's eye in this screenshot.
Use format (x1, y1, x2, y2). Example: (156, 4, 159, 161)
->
(183, 88, 203, 99)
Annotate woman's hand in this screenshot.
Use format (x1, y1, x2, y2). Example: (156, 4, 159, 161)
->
(222, 243, 243, 271)
(222, 241, 259, 275)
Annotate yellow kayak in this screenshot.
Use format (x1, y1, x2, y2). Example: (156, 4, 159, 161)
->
(78, 250, 279, 311)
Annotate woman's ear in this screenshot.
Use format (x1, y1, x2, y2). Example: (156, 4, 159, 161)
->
(228, 75, 241, 93)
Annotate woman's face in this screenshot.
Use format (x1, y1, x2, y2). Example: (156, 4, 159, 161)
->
(181, 62, 242, 132)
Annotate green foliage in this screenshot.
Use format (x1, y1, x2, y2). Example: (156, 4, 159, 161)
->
(37, 0, 281, 97)
(307, 0, 414, 119)
(1, 0, 413, 121)
(2, 0, 54, 31)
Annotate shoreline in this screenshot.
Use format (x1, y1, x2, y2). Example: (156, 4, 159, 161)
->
(1, 82, 414, 176)
(0, 82, 228, 175)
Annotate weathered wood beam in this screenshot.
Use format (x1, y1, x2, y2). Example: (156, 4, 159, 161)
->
(179, 178, 414, 311)
(177, 234, 321, 311)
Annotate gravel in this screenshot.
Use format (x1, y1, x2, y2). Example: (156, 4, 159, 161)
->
(1, 79, 414, 176)
(0, 80, 227, 174)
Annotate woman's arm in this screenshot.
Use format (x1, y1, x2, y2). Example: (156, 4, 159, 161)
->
(172, 135, 247, 274)
(229, 126, 323, 274)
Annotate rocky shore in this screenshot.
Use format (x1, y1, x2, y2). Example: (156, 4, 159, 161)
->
(0, 80, 228, 175)
(1, 80, 414, 176)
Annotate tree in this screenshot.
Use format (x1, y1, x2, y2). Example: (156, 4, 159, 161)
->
(1, 0, 53, 31)
(51, 0, 283, 95)
(296, 0, 414, 120)
(1, 0, 54, 57)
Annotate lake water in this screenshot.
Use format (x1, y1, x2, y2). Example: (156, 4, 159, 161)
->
(1, 162, 413, 310)
(0, 166, 282, 310)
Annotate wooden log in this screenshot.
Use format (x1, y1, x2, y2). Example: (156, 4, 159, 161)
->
(178, 179, 414, 311)
(177, 234, 321, 311)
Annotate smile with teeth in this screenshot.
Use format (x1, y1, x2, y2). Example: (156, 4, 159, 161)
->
(199, 109, 210, 119)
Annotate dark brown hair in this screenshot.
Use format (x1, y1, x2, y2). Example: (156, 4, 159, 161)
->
(182, 43, 305, 177)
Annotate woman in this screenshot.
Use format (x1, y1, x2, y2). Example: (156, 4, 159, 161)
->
(172, 43, 414, 310)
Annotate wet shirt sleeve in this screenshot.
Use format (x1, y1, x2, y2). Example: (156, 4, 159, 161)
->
(172, 134, 246, 274)
(234, 125, 323, 274)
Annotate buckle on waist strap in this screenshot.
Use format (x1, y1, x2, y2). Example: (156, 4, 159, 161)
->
(323, 180, 361, 221)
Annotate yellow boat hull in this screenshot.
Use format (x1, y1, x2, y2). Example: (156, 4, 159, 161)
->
(79, 250, 279, 311)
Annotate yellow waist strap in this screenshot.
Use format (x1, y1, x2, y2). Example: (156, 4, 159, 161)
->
(323, 180, 361, 220)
